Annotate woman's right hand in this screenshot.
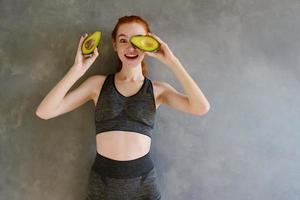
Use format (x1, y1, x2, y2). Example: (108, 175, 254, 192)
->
(72, 33, 99, 76)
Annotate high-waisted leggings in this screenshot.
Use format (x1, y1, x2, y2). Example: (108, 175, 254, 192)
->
(85, 151, 161, 200)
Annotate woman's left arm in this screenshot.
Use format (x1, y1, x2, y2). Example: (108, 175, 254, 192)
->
(145, 33, 210, 115)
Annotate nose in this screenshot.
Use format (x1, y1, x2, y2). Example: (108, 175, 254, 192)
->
(127, 44, 137, 52)
(129, 43, 136, 49)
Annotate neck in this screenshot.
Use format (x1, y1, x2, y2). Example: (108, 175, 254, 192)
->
(116, 62, 144, 81)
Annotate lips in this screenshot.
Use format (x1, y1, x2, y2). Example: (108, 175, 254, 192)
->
(125, 54, 138, 59)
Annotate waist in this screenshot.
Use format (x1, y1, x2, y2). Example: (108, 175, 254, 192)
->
(96, 131, 151, 160)
(91, 151, 154, 179)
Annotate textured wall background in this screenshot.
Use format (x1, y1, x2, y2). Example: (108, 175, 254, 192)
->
(1, 0, 300, 199)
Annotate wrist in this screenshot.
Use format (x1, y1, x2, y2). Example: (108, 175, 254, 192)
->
(167, 56, 180, 67)
(69, 65, 84, 78)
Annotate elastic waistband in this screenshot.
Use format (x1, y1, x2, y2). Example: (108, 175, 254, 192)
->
(91, 151, 154, 179)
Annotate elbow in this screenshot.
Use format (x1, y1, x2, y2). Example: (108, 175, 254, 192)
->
(35, 109, 51, 120)
(194, 103, 210, 116)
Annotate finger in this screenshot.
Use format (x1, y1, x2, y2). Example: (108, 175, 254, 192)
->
(85, 49, 99, 63)
(77, 36, 84, 51)
(88, 48, 97, 58)
(82, 47, 98, 59)
(84, 33, 89, 41)
(77, 35, 88, 55)
(145, 51, 156, 57)
(83, 54, 91, 59)
(78, 33, 93, 57)
(92, 48, 99, 60)
(93, 47, 99, 55)
(78, 33, 89, 48)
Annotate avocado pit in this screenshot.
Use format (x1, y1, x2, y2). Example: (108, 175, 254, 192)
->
(85, 39, 95, 50)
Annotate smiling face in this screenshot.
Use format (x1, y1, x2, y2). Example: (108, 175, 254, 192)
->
(112, 22, 147, 66)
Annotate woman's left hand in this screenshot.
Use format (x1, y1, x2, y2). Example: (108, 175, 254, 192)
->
(145, 33, 178, 66)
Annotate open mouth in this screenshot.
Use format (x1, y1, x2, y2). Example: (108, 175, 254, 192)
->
(124, 54, 139, 59)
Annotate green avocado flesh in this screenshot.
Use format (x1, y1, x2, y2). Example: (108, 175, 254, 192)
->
(81, 31, 101, 55)
(130, 35, 160, 52)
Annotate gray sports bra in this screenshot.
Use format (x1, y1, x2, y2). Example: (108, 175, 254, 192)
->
(94, 73, 156, 138)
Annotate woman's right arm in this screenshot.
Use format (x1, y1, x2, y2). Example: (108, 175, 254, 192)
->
(35, 33, 100, 120)
(35, 67, 96, 120)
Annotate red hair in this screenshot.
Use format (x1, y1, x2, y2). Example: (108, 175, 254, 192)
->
(111, 15, 151, 76)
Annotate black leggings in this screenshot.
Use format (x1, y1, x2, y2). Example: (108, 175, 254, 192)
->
(85, 151, 161, 200)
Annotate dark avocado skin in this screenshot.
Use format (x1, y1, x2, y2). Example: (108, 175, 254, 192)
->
(130, 35, 160, 52)
(81, 32, 101, 55)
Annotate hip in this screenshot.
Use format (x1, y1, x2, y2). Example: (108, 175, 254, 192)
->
(86, 151, 161, 199)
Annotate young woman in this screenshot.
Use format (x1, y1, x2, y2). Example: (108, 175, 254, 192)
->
(36, 15, 210, 200)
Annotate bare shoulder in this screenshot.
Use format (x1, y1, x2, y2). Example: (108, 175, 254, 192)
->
(89, 74, 108, 106)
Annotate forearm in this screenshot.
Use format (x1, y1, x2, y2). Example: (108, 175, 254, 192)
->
(167, 58, 210, 111)
(36, 66, 82, 117)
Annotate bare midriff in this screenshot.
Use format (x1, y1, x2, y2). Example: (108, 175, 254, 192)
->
(96, 131, 151, 161)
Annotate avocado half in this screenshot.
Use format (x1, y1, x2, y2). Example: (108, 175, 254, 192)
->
(81, 31, 101, 55)
(129, 35, 160, 52)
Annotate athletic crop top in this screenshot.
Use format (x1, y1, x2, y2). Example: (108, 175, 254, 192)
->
(94, 73, 156, 138)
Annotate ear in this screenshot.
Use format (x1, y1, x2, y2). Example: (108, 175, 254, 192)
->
(112, 40, 117, 52)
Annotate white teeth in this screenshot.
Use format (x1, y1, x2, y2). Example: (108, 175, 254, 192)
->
(125, 54, 138, 58)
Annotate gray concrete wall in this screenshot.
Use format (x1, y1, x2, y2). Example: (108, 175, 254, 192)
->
(1, 0, 300, 199)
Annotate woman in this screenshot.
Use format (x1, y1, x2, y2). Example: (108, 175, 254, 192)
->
(36, 15, 210, 200)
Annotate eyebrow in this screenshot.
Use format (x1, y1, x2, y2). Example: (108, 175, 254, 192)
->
(118, 34, 127, 38)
